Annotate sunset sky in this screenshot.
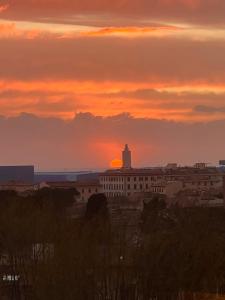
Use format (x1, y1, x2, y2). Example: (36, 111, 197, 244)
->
(1, 0, 225, 169)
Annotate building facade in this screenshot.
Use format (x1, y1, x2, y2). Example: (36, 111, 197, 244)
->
(99, 167, 223, 198)
(40, 181, 102, 203)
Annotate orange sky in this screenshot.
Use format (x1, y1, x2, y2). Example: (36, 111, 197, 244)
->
(0, 0, 225, 168)
(0, 2, 225, 122)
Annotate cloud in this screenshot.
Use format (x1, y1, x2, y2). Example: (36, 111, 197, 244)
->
(0, 37, 225, 85)
(82, 25, 179, 37)
(103, 88, 225, 101)
(0, 4, 9, 13)
(0, 112, 225, 169)
(1, 84, 225, 121)
(194, 105, 225, 114)
(2, 0, 225, 26)
(0, 19, 183, 40)
(0, 5, 225, 124)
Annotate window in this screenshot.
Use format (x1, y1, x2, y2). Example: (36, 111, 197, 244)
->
(128, 184, 130, 190)
(140, 184, 143, 190)
(127, 177, 130, 182)
(88, 189, 91, 193)
(145, 177, 148, 181)
(146, 184, 148, 189)
(134, 177, 137, 181)
(134, 184, 137, 190)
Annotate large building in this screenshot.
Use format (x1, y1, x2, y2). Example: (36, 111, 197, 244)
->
(0, 165, 34, 184)
(100, 167, 223, 198)
(99, 146, 223, 198)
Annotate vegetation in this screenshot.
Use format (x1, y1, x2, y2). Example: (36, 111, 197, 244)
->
(0, 190, 225, 299)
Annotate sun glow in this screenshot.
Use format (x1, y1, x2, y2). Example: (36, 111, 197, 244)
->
(110, 159, 122, 169)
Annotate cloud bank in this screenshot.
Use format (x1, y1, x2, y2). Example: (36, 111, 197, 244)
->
(2, 0, 225, 25)
(0, 113, 224, 169)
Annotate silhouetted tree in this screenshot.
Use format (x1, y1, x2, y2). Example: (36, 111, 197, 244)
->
(85, 193, 109, 221)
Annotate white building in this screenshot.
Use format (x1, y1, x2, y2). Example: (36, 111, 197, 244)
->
(99, 168, 223, 199)
(100, 169, 165, 198)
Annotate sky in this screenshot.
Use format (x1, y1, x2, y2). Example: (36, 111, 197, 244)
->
(0, 0, 225, 170)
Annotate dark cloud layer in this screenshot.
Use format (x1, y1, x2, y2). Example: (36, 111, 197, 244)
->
(194, 105, 225, 114)
(0, 37, 225, 84)
(2, 0, 225, 25)
(0, 112, 224, 169)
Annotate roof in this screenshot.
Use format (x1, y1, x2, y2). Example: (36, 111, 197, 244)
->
(44, 181, 101, 188)
(100, 168, 164, 176)
(0, 181, 34, 187)
(75, 182, 102, 187)
(100, 167, 222, 177)
(45, 181, 76, 188)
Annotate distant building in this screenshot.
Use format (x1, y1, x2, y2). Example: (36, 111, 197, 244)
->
(219, 160, 225, 166)
(122, 144, 132, 169)
(194, 163, 207, 169)
(99, 167, 223, 198)
(0, 182, 36, 194)
(0, 166, 34, 184)
(166, 163, 178, 170)
(151, 181, 183, 198)
(40, 181, 102, 203)
(75, 182, 103, 203)
(171, 189, 224, 208)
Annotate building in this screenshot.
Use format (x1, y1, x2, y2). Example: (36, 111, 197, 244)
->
(100, 146, 223, 198)
(99, 167, 223, 198)
(0, 182, 37, 194)
(0, 166, 34, 184)
(171, 189, 224, 208)
(151, 181, 183, 198)
(194, 162, 208, 169)
(40, 181, 103, 203)
(75, 182, 103, 202)
(122, 144, 132, 169)
(166, 163, 178, 169)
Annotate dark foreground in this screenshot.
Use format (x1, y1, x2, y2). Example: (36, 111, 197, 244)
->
(0, 189, 225, 300)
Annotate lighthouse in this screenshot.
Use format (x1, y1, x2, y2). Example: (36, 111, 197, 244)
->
(122, 144, 132, 169)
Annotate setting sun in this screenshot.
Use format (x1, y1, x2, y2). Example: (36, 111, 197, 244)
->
(110, 159, 122, 168)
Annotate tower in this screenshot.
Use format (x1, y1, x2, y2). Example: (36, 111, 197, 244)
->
(122, 144, 132, 169)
